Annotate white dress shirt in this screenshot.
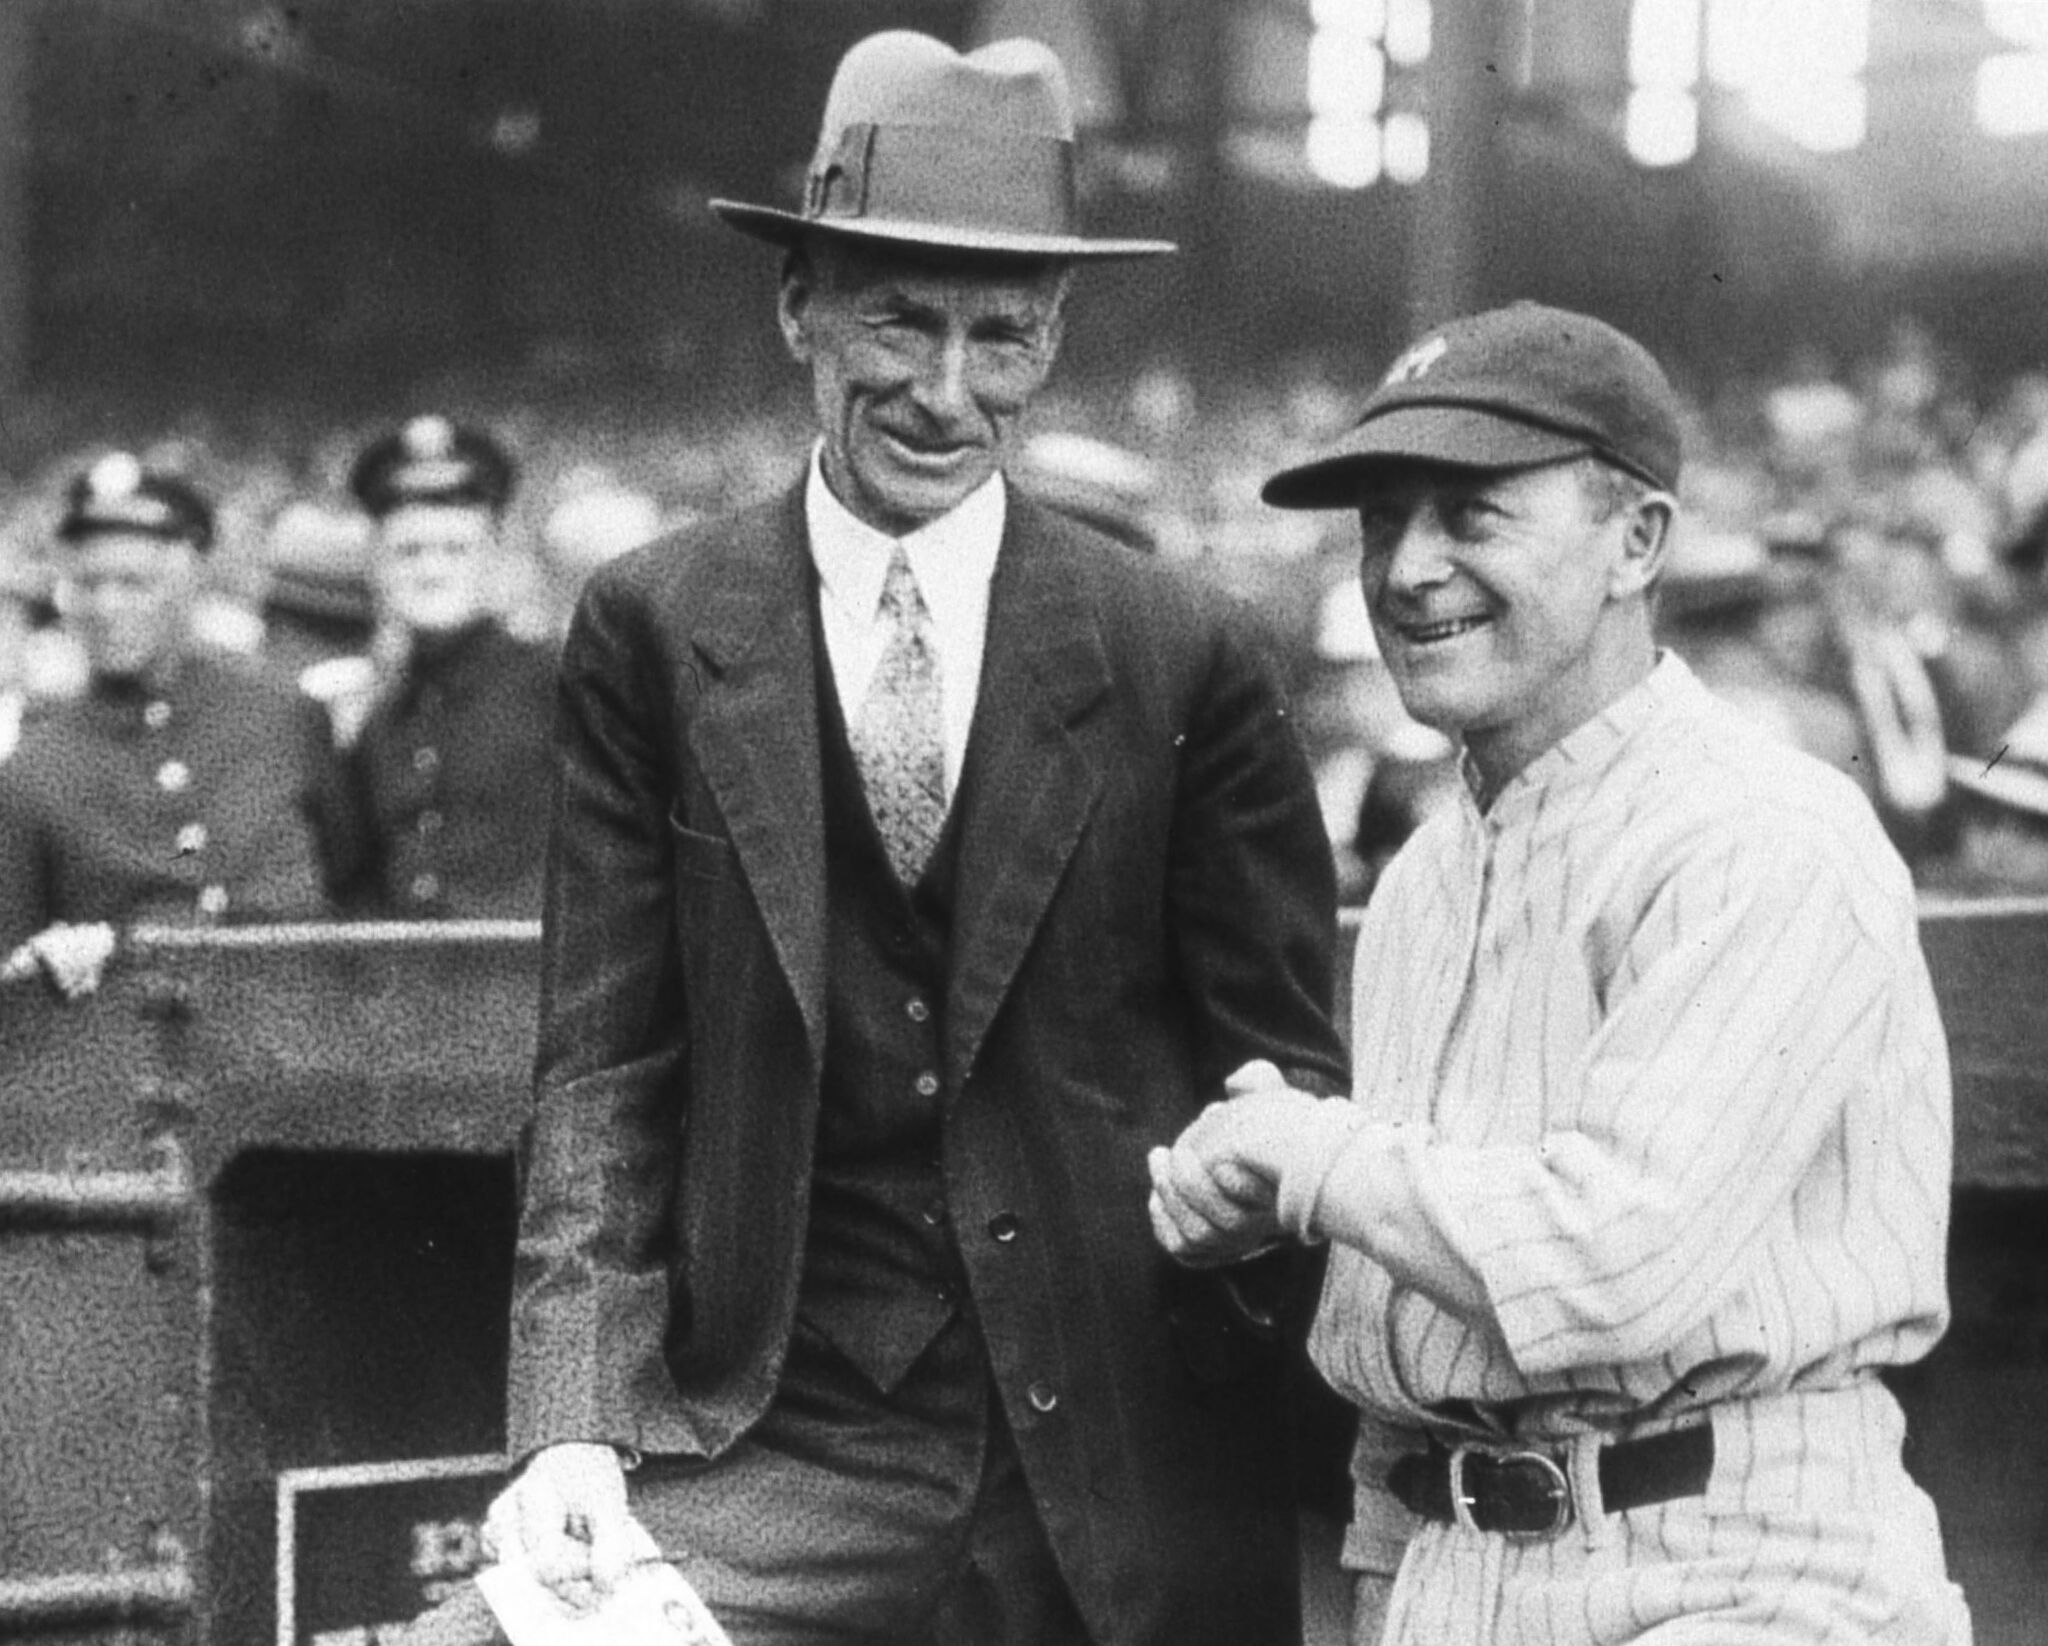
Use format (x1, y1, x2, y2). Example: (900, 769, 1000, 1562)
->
(804, 449, 1004, 800)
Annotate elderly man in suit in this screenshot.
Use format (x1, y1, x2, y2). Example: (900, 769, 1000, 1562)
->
(425, 30, 1348, 1646)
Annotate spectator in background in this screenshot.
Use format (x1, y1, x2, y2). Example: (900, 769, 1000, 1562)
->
(259, 500, 381, 747)
(0, 554, 46, 763)
(339, 416, 556, 919)
(532, 471, 665, 638)
(1928, 695, 2048, 894)
(0, 454, 355, 998)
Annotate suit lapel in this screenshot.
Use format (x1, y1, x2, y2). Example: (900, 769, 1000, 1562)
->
(947, 500, 1111, 1085)
(687, 487, 829, 1061)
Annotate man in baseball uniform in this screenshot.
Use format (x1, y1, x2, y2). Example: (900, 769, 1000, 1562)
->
(1149, 302, 1972, 1644)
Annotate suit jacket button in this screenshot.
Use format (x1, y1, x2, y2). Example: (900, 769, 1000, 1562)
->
(1027, 1382, 1058, 1414)
(988, 1212, 1020, 1243)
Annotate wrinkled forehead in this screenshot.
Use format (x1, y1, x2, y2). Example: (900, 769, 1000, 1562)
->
(806, 235, 1071, 313)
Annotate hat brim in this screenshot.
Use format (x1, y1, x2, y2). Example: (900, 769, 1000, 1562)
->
(1262, 406, 1598, 510)
(709, 199, 1176, 261)
(1947, 755, 2048, 820)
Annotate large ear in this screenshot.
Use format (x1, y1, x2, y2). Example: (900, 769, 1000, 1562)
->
(1610, 490, 1677, 601)
(776, 245, 818, 366)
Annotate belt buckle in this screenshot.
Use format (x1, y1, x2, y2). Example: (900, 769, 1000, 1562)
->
(1447, 1441, 1573, 1540)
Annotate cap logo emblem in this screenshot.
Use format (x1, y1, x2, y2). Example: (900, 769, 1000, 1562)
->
(87, 452, 145, 502)
(403, 416, 456, 460)
(1384, 335, 1448, 387)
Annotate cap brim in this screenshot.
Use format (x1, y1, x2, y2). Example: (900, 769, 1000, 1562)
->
(1261, 406, 1594, 510)
(709, 199, 1176, 260)
(1947, 755, 2048, 819)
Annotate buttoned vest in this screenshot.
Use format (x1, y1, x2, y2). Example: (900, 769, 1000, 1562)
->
(796, 613, 974, 1393)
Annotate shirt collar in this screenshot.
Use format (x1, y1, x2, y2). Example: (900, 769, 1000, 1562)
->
(804, 446, 1006, 630)
(1463, 651, 1701, 824)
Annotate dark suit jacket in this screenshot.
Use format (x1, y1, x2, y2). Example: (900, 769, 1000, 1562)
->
(507, 483, 1348, 1644)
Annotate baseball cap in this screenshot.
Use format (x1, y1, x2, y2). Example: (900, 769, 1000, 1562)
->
(1262, 301, 1683, 510)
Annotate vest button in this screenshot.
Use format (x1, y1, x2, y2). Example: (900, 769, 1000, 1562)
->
(988, 1212, 1021, 1243)
(410, 872, 442, 904)
(913, 1071, 940, 1099)
(413, 746, 440, 775)
(905, 997, 930, 1024)
(1026, 1382, 1059, 1414)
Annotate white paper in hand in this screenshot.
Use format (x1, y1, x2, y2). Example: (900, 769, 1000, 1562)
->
(473, 1518, 731, 1646)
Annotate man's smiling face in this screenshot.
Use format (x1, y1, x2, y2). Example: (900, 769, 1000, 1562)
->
(780, 238, 1069, 535)
(1356, 456, 1665, 792)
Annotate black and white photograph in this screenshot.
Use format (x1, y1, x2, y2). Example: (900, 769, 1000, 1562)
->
(2, 3, 2043, 1642)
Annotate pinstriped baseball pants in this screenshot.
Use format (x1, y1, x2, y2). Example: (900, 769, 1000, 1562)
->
(1366, 1383, 1972, 1645)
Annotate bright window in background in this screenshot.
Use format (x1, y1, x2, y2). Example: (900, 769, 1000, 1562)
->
(1627, 0, 1869, 161)
(1706, 0, 1869, 152)
(1984, 0, 2048, 50)
(1977, 50, 2048, 136)
(1306, 0, 1428, 187)
(1626, 0, 1703, 164)
(1979, 0, 2048, 135)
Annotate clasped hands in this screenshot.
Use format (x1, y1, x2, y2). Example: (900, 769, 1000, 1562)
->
(1147, 1059, 1353, 1267)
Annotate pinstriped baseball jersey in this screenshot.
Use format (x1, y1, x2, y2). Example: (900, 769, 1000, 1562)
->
(1303, 656, 1959, 1614)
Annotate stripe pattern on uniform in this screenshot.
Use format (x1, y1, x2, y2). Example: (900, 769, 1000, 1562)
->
(1310, 654, 1968, 1643)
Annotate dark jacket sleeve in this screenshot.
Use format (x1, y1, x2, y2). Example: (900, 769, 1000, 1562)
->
(505, 570, 696, 1459)
(1165, 599, 1350, 1100)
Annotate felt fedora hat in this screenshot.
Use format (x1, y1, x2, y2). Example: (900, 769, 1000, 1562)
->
(711, 31, 1175, 260)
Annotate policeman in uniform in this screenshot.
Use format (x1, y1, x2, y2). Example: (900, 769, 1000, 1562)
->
(0, 453, 354, 997)
(341, 416, 556, 918)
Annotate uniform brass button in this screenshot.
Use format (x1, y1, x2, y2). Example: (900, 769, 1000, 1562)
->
(988, 1212, 1020, 1243)
(416, 809, 444, 835)
(174, 822, 208, 855)
(156, 760, 191, 793)
(913, 1071, 940, 1099)
(197, 884, 229, 917)
(410, 872, 441, 903)
(412, 746, 440, 774)
(1027, 1382, 1058, 1414)
(143, 700, 171, 731)
(905, 997, 930, 1023)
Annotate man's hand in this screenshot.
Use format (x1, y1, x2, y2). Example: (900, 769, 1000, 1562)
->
(481, 1442, 636, 1613)
(1148, 1060, 1331, 1267)
(3, 922, 118, 1001)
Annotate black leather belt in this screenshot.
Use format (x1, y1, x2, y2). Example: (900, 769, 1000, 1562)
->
(1387, 1423, 1714, 1539)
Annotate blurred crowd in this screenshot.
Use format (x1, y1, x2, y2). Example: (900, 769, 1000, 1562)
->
(5, 311, 2048, 964)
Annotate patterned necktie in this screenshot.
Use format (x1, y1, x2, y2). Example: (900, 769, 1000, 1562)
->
(851, 546, 947, 885)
